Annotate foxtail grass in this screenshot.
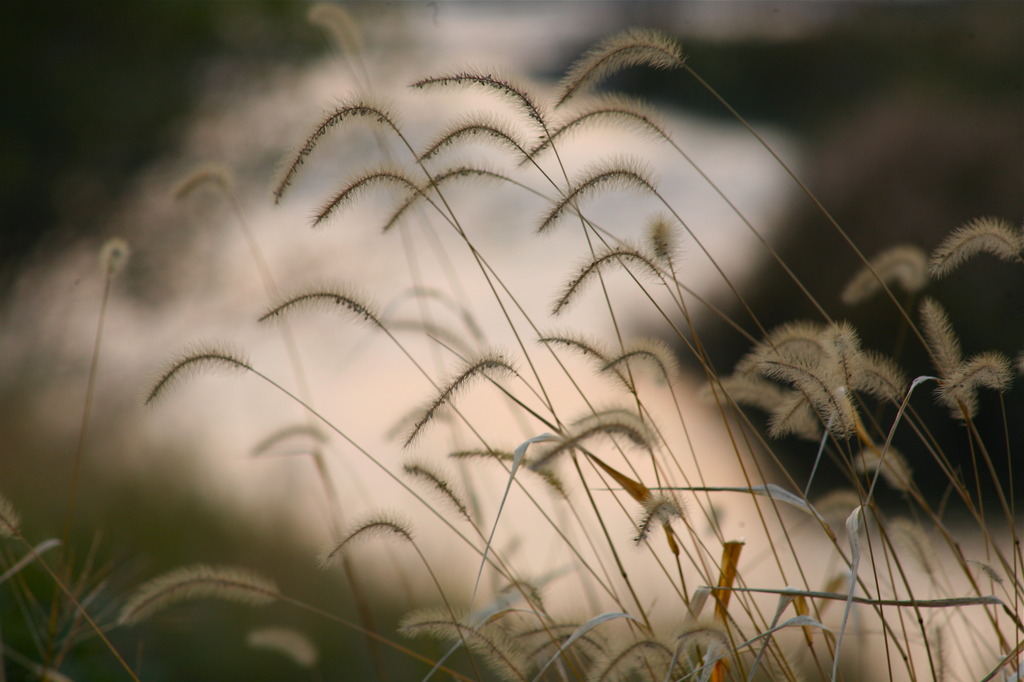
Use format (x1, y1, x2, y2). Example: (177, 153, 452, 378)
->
(119, 16, 1024, 682)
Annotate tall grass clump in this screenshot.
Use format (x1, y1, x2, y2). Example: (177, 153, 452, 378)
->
(111, 9, 1020, 681)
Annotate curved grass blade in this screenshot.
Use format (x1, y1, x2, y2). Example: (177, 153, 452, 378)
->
(530, 611, 637, 682)
(471, 433, 558, 609)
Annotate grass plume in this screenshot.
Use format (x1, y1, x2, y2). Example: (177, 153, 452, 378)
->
(536, 159, 656, 233)
(320, 515, 416, 567)
(95, 16, 1024, 682)
(247, 626, 319, 668)
(405, 353, 518, 447)
(258, 285, 382, 327)
(118, 565, 277, 625)
(411, 69, 547, 132)
(841, 244, 928, 305)
(554, 28, 685, 107)
(552, 245, 663, 316)
(928, 216, 1023, 277)
(145, 344, 252, 406)
(274, 97, 401, 204)
(403, 461, 472, 522)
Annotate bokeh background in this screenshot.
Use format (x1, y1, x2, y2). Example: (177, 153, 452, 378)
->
(1, 1, 1020, 679)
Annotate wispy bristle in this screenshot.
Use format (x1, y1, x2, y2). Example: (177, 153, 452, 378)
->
(399, 608, 527, 681)
(555, 28, 685, 107)
(841, 245, 928, 305)
(813, 489, 863, 526)
(537, 158, 655, 233)
(673, 620, 729, 658)
(820, 320, 863, 388)
(314, 166, 421, 227)
(320, 514, 415, 567)
(701, 373, 787, 412)
(928, 216, 1023, 278)
(757, 356, 856, 439)
(403, 461, 471, 521)
(247, 627, 319, 668)
(645, 212, 680, 264)
(968, 559, 1004, 585)
(259, 285, 381, 328)
(538, 332, 610, 364)
(450, 449, 567, 497)
(530, 409, 654, 471)
(511, 620, 605, 664)
(411, 69, 547, 132)
(382, 165, 509, 232)
(737, 320, 825, 374)
(118, 564, 277, 625)
(417, 114, 529, 163)
(854, 447, 913, 493)
(706, 375, 823, 442)
(274, 98, 399, 204)
(854, 350, 908, 403)
(766, 390, 823, 441)
(919, 297, 962, 378)
(552, 245, 662, 316)
(602, 337, 679, 385)
(529, 94, 668, 160)
(405, 353, 517, 447)
(937, 350, 1013, 419)
(588, 638, 676, 682)
(145, 344, 252, 406)
(633, 494, 684, 544)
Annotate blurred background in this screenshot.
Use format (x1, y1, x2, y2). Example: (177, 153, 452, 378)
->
(1, 1, 1020, 679)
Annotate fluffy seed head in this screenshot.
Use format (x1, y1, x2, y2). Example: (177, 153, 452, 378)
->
(417, 114, 529, 163)
(634, 493, 685, 544)
(602, 337, 679, 385)
(405, 353, 517, 448)
(530, 94, 669, 161)
(320, 514, 415, 567)
(259, 285, 382, 328)
(537, 158, 656, 234)
(555, 28, 685, 107)
(919, 297, 962, 378)
(399, 608, 527, 681)
(936, 350, 1013, 419)
(411, 69, 547, 132)
(247, 627, 318, 668)
(118, 564, 277, 625)
(145, 344, 252, 406)
(757, 356, 857, 439)
(552, 245, 662, 316)
(841, 245, 928, 305)
(854, 447, 913, 493)
(588, 637, 677, 682)
(274, 97, 400, 204)
(929, 216, 1023, 278)
(530, 409, 654, 471)
(403, 460, 471, 521)
(645, 212, 681, 263)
